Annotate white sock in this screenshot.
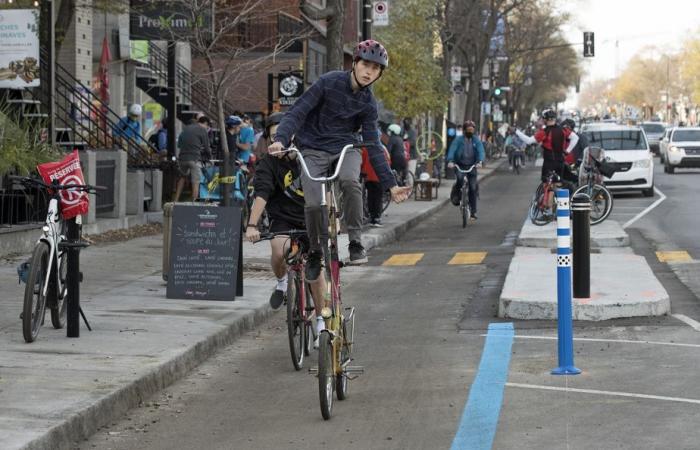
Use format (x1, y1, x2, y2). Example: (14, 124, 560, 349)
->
(276, 274, 288, 292)
(316, 316, 325, 333)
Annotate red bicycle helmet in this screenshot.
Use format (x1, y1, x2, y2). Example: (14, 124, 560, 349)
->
(353, 40, 389, 68)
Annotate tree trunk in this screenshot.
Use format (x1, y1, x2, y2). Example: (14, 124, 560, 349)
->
(301, 0, 345, 71)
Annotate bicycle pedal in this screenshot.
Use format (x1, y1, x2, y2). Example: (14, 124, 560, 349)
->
(345, 366, 364, 375)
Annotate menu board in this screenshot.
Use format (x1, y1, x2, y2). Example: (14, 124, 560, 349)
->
(166, 204, 241, 301)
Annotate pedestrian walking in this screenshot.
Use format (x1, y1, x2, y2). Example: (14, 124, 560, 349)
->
(174, 115, 212, 202)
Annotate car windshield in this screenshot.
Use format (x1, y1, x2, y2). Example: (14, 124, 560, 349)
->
(672, 130, 700, 142)
(641, 123, 665, 134)
(584, 130, 648, 150)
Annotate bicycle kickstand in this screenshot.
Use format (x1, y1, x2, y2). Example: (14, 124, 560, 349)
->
(79, 306, 92, 331)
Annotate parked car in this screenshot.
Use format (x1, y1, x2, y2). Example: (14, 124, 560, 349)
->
(581, 124, 654, 197)
(640, 122, 666, 155)
(661, 127, 700, 174)
(658, 127, 674, 164)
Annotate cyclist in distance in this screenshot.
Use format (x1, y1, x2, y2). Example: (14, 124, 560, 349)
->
(515, 109, 579, 187)
(386, 123, 408, 184)
(447, 120, 484, 220)
(268, 40, 411, 282)
(246, 112, 328, 344)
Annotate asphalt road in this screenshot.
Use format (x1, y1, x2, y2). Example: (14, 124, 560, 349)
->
(82, 163, 700, 450)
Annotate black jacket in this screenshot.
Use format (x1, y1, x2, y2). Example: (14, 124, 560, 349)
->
(253, 155, 305, 226)
(387, 135, 407, 171)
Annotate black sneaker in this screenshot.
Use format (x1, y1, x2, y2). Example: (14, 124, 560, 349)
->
(370, 218, 383, 228)
(269, 289, 285, 310)
(470, 213, 478, 221)
(305, 251, 323, 282)
(348, 241, 368, 265)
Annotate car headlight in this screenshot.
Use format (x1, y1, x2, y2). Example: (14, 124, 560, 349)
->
(669, 146, 680, 153)
(633, 158, 651, 168)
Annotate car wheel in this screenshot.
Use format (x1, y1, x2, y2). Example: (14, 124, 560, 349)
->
(666, 162, 675, 174)
(642, 186, 654, 197)
(659, 153, 665, 164)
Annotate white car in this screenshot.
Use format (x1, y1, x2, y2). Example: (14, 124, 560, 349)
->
(658, 127, 675, 164)
(661, 127, 700, 174)
(581, 124, 654, 197)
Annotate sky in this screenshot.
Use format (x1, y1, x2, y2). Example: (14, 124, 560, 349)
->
(560, 0, 700, 107)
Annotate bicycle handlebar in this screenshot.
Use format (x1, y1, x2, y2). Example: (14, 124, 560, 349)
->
(453, 164, 477, 174)
(271, 144, 362, 182)
(9, 175, 106, 193)
(256, 229, 308, 242)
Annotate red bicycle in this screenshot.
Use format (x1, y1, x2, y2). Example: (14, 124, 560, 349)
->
(259, 230, 316, 370)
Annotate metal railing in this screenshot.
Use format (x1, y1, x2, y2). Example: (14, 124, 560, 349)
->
(30, 47, 160, 169)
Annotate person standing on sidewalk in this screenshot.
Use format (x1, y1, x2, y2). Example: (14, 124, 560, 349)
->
(362, 136, 391, 227)
(246, 113, 328, 345)
(268, 40, 411, 282)
(387, 123, 407, 184)
(447, 120, 484, 220)
(174, 115, 212, 202)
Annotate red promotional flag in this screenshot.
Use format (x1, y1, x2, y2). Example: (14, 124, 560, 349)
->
(36, 150, 89, 220)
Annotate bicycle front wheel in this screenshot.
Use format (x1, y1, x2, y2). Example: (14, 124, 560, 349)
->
(49, 249, 68, 329)
(574, 184, 613, 225)
(318, 331, 334, 420)
(23, 242, 50, 343)
(286, 269, 305, 370)
(461, 189, 469, 228)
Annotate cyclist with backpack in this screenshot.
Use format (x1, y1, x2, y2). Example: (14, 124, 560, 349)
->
(515, 109, 579, 186)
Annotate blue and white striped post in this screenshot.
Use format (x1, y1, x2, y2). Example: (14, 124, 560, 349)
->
(552, 188, 581, 376)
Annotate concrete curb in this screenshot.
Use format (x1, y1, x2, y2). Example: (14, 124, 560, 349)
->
(23, 306, 273, 450)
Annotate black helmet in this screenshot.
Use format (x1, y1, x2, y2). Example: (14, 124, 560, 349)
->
(353, 40, 389, 69)
(562, 118, 576, 129)
(265, 112, 284, 128)
(542, 109, 557, 121)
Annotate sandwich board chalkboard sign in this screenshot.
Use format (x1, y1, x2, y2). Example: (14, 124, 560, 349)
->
(166, 204, 241, 301)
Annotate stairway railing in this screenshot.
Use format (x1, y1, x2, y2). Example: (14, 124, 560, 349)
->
(146, 42, 236, 124)
(32, 47, 160, 168)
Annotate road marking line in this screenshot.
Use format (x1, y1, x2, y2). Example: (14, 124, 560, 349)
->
(451, 323, 514, 450)
(623, 186, 666, 228)
(656, 251, 693, 263)
(506, 382, 700, 405)
(448, 252, 487, 265)
(507, 334, 700, 348)
(382, 253, 424, 266)
(672, 314, 700, 331)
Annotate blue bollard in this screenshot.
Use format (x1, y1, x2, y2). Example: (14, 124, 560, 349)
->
(552, 188, 581, 376)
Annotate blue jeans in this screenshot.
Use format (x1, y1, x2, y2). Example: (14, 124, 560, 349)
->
(454, 168, 478, 214)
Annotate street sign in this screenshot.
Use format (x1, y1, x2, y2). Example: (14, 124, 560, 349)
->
(451, 66, 461, 82)
(373, 1, 389, 26)
(481, 78, 490, 90)
(452, 83, 464, 95)
(481, 102, 491, 115)
(583, 31, 595, 57)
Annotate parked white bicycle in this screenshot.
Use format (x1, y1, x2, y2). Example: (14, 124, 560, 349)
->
(12, 176, 102, 343)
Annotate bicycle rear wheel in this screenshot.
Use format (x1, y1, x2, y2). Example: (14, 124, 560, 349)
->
(286, 269, 305, 370)
(529, 184, 552, 226)
(23, 242, 50, 343)
(318, 331, 334, 420)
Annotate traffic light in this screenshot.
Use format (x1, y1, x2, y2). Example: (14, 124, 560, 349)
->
(494, 87, 502, 97)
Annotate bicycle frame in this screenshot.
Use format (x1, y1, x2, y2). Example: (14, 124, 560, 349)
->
(39, 194, 66, 300)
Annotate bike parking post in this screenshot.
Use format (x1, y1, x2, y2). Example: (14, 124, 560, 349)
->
(65, 217, 89, 337)
(572, 193, 591, 299)
(552, 188, 581, 376)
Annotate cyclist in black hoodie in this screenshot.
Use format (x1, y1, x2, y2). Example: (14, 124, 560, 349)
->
(246, 113, 327, 346)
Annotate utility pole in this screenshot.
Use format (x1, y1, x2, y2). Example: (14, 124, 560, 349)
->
(362, 0, 372, 40)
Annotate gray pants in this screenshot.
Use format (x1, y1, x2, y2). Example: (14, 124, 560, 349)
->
(299, 148, 363, 251)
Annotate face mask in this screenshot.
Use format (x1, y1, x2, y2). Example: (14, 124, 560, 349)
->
(465, 131, 474, 138)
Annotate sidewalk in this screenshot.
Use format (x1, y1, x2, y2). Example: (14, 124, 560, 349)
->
(0, 163, 503, 450)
